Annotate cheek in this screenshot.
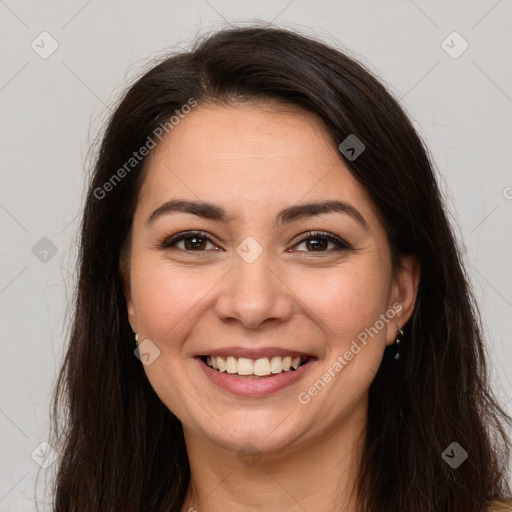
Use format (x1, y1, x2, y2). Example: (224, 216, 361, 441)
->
(291, 261, 391, 343)
(130, 257, 222, 342)
(291, 265, 392, 415)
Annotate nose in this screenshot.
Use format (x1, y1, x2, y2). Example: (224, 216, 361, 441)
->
(213, 248, 295, 329)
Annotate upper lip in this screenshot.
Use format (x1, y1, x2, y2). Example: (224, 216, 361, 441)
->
(195, 346, 314, 359)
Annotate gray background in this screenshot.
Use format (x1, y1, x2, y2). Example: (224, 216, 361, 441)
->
(1, 0, 511, 509)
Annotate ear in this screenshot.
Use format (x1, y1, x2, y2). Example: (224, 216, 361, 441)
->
(119, 257, 137, 333)
(385, 255, 420, 345)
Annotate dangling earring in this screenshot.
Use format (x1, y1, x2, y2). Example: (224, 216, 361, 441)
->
(391, 326, 404, 361)
(134, 332, 138, 348)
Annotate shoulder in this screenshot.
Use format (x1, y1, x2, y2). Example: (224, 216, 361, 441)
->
(488, 499, 512, 512)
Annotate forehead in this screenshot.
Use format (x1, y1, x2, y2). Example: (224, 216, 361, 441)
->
(137, 102, 378, 226)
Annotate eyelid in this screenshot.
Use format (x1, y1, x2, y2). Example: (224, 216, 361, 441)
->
(291, 230, 351, 250)
(160, 230, 222, 249)
(160, 229, 351, 252)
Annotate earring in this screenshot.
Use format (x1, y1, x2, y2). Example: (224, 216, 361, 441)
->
(391, 326, 404, 361)
(134, 332, 138, 348)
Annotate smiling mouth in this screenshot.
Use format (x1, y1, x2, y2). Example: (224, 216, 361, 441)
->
(200, 355, 309, 378)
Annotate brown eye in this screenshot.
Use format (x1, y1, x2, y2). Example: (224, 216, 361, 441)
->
(182, 236, 209, 251)
(291, 231, 350, 253)
(161, 231, 219, 252)
(301, 237, 330, 251)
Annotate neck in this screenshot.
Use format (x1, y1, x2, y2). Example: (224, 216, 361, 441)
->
(180, 399, 367, 512)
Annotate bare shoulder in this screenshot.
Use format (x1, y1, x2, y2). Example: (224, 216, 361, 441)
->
(488, 499, 512, 512)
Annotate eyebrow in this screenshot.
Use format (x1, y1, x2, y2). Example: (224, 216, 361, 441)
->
(147, 199, 368, 231)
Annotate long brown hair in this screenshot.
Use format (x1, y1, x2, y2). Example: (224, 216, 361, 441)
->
(50, 24, 512, 511)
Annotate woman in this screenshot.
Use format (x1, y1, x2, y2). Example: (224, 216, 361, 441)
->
(50, 25, 512, 511)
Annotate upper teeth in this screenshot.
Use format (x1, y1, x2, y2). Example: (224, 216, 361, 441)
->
(205, 356, 306, 376)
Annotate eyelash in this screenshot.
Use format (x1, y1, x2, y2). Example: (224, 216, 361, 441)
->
(159, 230, 351, 255)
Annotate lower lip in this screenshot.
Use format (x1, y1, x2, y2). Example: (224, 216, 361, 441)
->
(196, 357, 315, 397)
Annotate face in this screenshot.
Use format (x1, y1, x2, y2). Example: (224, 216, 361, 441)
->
(122, 102, 419, 455)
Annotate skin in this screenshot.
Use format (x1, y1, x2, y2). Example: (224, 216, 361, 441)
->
(121, 102, 420, 512)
